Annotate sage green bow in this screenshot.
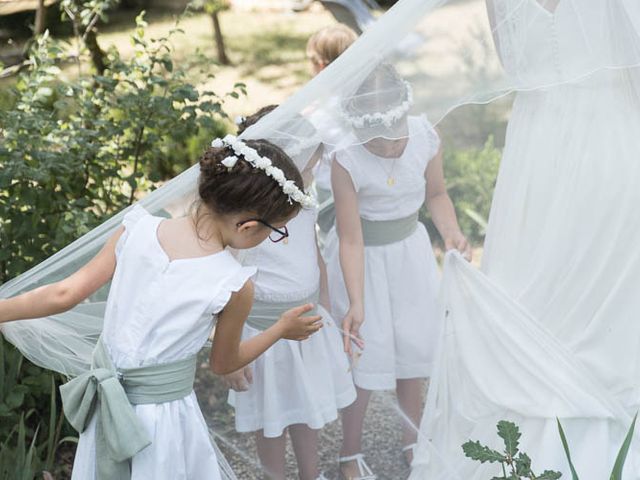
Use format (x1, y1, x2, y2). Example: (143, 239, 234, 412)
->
(60, 338, 197, 479)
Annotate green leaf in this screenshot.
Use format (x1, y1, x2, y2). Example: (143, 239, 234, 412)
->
(515, 452, 532, 476)
(537, 471, 563, 480)
(557, 418, 580, 480)
(462, 440, 507, 464)
(497, 421, 520, 458)
(610, 413, 638, 480)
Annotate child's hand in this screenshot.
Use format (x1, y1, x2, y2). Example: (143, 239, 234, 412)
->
(222, 366, 253, 392)
(445, 232, 472, 261)
(342, 304, 365, 356)
(276, 303, 323, 341)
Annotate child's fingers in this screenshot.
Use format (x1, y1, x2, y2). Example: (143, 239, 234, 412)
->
(244, 367, 253, 384)
(286, 303, 315, 317)
(343, 329, 352, 355)
(302, 314, 322, 324)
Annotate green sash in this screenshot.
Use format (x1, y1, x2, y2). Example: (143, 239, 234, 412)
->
(360, 211, 419, 246)
(247, 291, 320, 331)
(60, 338, 197, 480)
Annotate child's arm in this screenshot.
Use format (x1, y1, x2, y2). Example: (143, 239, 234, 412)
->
(0, 228, 123, 324)
(424, 143, 472, 260)
(210, 280, 323, 375)
(331, 160, 365, 355)
(315, 232, 331, 311)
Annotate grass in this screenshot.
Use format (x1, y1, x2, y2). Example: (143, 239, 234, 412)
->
(0, 5, 335, 118)
(108, 6, 332, 115)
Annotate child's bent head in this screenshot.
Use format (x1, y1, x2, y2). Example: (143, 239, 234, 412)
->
(197, 138, 305, 249)
(306, 25, 357, 75)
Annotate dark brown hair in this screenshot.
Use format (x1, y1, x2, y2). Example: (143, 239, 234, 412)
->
(236, 105, 279, 135)
(197, 139, 304, 223)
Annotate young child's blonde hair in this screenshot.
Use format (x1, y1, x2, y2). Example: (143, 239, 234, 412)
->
(306, 25, 358, 69)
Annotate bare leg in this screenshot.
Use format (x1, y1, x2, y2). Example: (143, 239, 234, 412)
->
(339, 386, 373, 479)
(255, 430, 287, 480)
(289, 424, 320, 480)
(396, 378, 425, 464)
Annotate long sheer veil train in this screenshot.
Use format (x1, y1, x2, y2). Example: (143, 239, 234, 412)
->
(1, 0, 640, 477)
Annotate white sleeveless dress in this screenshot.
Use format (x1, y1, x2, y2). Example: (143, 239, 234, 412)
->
(412, 2, 640, 478)
(228, 207, 356, 438)
(324, 115, 442, 391)
(71, 206, 256, 480)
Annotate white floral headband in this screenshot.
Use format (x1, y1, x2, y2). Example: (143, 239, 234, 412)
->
(342, 80, 414, 129)
(211, 135, 317, 209)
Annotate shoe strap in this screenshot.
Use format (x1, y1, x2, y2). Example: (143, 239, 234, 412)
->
(402, 443, 417, 453)
(338, 453, 376, 479)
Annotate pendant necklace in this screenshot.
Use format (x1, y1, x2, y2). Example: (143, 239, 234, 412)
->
(381, 158, 398, 187)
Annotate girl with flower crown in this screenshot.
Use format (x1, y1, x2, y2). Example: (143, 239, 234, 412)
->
(223, 110, 358, 480)
(0, 138, 321, 480)
(324, 64, 471, 480)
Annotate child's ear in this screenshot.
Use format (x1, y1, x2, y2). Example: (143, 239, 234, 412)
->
(236, 220, 260, 234)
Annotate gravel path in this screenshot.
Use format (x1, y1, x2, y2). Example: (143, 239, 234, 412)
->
(195, 354, 424, 479)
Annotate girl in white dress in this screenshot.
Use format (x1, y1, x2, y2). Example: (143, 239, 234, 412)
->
(0, 138, 322, 480)
(324, 64, 471, 479)
(306, 25, 358, 243)
(224, 111, 357, 480)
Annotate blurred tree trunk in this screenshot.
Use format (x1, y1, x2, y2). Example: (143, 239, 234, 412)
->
(211, 10, 230, 65)
(85, 27, 107, 74)
(34, 0, 47, 34)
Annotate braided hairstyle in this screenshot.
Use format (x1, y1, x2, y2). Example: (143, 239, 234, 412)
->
(197, 139, 304, 224)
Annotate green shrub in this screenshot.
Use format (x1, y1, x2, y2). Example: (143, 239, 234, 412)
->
(0, 10, 237, 477)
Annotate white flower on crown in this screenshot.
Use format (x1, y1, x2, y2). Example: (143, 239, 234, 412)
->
(234, 116, 245, 126)
(254, 156, 272, 169)
(221, 155, 238, 169)
(209, 134, 317, 209)
(282, 180, 297, 195)
(269, 167, 286, 183)
(342, 80, 414, 130)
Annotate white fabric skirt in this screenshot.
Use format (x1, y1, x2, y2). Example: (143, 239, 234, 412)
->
(71, 392, 221, 480)
(228, 305, 356, 438)
(412, 70, 640, 479)
(325, 222, 441, 391)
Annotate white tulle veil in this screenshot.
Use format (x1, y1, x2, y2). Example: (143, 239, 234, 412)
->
(2, 0, 640, 477)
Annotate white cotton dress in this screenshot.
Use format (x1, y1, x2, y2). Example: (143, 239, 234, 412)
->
(324, 115, 441, 391)
(71, 205, 256, 480)
(228, 207, 356, 438)
(412, 2, 640, 479)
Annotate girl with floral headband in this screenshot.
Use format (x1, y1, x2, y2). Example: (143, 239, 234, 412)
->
(0, 138, 320, 480)
(324, 64, 471, 479)
(221, 107, 357, 480)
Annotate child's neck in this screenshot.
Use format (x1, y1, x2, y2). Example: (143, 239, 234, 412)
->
(191, 211, 229, 250)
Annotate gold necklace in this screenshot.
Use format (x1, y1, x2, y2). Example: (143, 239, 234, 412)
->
(380, 158, 398, 187)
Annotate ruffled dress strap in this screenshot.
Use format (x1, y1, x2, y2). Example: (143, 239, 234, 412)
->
(210, 263, 257, 315)
(115, 204, 150, 258)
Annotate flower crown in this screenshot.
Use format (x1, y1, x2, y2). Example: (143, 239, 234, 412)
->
(211, 135, 317, 209)
(342, 80, 414, 129)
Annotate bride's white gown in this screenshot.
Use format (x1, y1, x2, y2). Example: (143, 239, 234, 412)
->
(412, 1, 640, 479)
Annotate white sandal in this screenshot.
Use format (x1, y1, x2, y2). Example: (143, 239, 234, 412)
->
(401, 443, 417, 465)
(338, 453, 377, 480)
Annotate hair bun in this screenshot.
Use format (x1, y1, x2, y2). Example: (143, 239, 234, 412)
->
(199, 147, 228, 175)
